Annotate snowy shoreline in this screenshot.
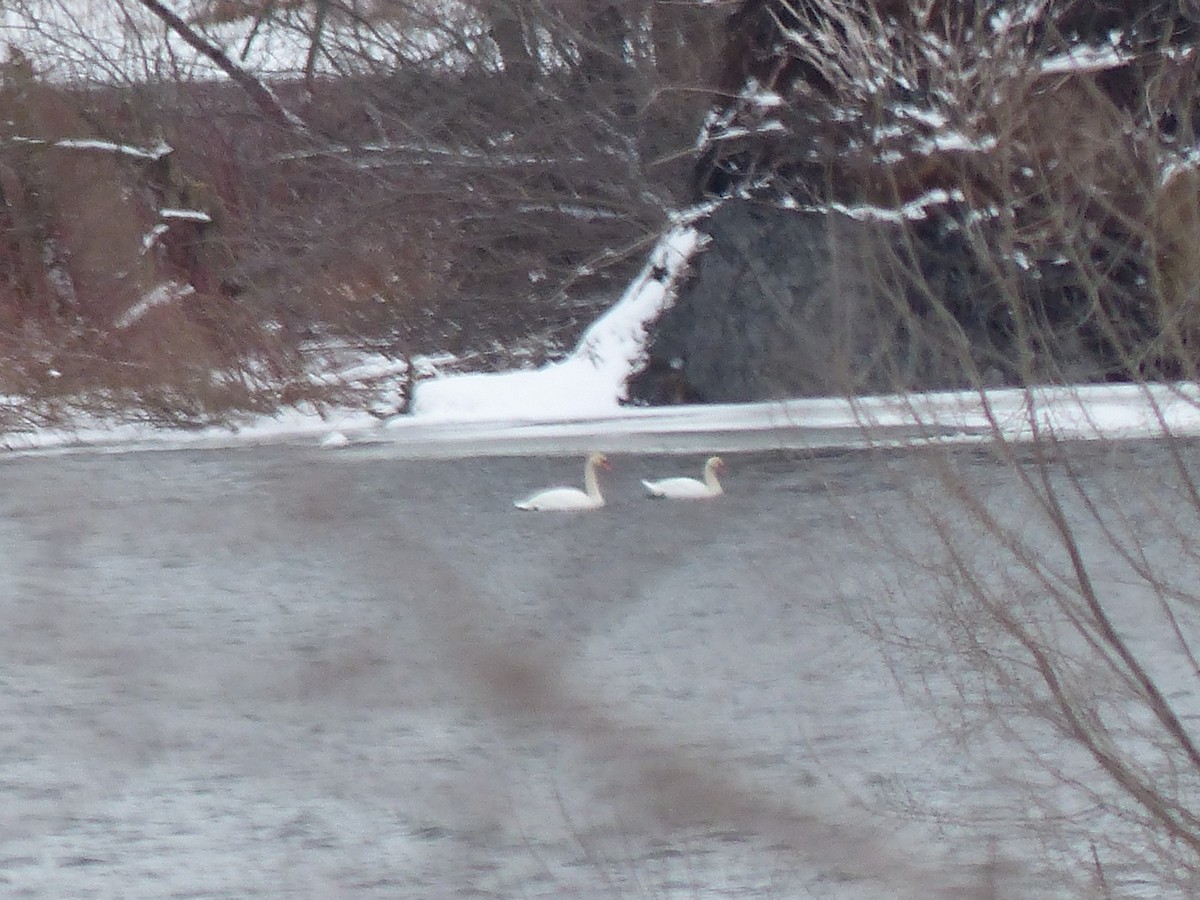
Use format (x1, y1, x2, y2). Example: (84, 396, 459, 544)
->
(2, 222, 1199, 460)
(3, 381, 1199, 461)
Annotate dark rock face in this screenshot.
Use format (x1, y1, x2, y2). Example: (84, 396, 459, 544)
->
(633, 1, 1200, 406)
(629, 197, 1125, 406)
(629, 201, 897, 404)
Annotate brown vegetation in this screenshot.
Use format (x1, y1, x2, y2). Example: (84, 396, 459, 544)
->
(0, 1, 725, 424)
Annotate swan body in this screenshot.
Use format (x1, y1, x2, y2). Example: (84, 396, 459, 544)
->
(642, 456, 725, 500)
(515, 452, 610, 511)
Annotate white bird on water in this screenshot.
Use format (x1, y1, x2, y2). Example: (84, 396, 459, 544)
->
(642, 456, 725, 500)
(514, 452, 611, 511)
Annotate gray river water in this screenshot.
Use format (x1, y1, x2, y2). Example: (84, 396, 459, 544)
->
(1, 439, 1196, 898)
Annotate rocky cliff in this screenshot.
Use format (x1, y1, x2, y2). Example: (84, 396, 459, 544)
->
(630, 0, 1200, 404)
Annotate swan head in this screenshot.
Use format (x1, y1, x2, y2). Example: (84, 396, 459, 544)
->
(588, 452, 612, 471)
(707, 456, 725, 473)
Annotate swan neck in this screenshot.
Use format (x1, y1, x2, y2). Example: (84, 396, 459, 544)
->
(585, 458, 603, 500)
(705, 463, 723, 492)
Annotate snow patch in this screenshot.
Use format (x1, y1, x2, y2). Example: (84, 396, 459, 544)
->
(115, 281, 195, 329)
(141, 223, 170, 253)
(12, 136, 174, 159)
(1040, 43, 1130, 75)
(407, 224, 705, 423)
(821, 188, 965, 223)
(161, 208, 213, 224)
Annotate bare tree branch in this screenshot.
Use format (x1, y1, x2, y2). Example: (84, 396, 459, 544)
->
(135, 0, 311, 135)
(303, 0, 332, 91)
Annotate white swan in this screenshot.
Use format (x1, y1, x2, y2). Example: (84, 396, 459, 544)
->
(514, 452, 611, 511)
(642, 456, 725, 500)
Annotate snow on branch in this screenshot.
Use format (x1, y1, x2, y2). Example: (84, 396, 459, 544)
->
(141, 223, 170, 254)
(135, 0, 310, 136)
(1039, 42, 1132, 76)
(7, 136, 173, 160)
(115, 281, 195, 330)
(160, 208, 213, 224)
(816, 188, 967, 224)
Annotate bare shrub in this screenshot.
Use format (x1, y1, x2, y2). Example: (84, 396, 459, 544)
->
(840, 11, 1199, 898)
(700, 0, 1200, 386)
(1, 1, 728, 416)
(693, 1, 1200, 893)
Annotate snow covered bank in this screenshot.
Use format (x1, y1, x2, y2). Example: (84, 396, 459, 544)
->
(6, 379, 1198, 462)
(407, 224, 705, 423)
(1, 216, 1199, 458)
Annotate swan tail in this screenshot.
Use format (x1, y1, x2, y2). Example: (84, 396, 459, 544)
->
(641, 479, 666, 498)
